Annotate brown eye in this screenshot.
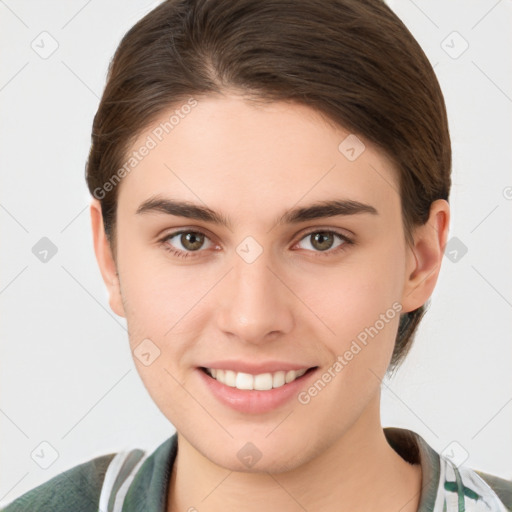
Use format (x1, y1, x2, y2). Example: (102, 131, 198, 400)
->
(309, 232, 335, 251)
(179, 232, 205, 251)
(161, 230, 214, 257)
(296, 230, 352, 256)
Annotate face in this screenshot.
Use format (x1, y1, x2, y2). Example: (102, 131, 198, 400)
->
(92, 94, 443, 473)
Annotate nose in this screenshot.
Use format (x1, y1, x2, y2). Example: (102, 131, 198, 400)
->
(215, 251, 295, 345)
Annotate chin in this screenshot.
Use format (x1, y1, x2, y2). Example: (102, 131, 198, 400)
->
(195, 432, 309, 474)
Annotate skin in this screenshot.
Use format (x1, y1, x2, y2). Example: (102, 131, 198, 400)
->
(91, 93, 449, 512)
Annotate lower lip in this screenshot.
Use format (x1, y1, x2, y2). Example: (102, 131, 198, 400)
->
(197, 367, 318, 414)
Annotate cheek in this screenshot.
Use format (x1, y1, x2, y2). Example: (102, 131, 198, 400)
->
(122, 266, 212, 342)
(306, 250, 404, 327)
(296, 238, 406, 361)
(117, 230, 208, 327)
(117, 254, 226, 388)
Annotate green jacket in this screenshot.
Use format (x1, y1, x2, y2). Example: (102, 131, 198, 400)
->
(2, 427, 511, 511)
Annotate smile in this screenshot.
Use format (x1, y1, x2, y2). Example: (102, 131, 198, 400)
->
(197, 365, 320, 414)
(201, 367, 312, 391)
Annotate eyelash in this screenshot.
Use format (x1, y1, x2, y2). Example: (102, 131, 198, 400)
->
(159, 228, 354, 260)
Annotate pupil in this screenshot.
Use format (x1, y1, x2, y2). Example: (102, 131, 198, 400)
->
(183, 232, 203, 250)
(313, 232, 333, 251)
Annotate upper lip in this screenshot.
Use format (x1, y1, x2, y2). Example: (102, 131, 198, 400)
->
(199, 360, 318, 374)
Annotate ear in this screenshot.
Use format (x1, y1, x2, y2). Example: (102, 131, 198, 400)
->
(90, 198, 126, 318)
(401, 199, 450, 313)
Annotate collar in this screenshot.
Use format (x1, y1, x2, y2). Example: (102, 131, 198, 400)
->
(122, 427, 497, 512)
(383, 427, 441, 511)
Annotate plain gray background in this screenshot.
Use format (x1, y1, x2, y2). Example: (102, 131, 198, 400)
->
(1, 0, 511, 505)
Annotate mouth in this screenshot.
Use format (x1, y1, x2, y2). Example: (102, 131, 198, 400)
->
(197, 364, 321, 414)
(199, 366, 318, 391)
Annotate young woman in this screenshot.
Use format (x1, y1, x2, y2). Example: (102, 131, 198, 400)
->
(3, 1, 511, 511)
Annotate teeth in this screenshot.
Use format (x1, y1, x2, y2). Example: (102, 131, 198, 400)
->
(224, 370, 236, 387)
(205, 367, 309, 390)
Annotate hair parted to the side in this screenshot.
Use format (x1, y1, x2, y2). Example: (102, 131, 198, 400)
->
(85, 0, 451, 374)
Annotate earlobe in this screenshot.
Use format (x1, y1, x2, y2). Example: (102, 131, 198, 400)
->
(90, 199, 126, 318)
(401, 199, 450, 313)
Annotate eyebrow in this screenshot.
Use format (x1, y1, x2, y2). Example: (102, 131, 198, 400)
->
(135, 195, 378, 229)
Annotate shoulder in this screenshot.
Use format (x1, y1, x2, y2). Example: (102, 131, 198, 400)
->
(440, 458, 512, 512)
(1, 451, 117, 512)
(384, 427, 512, 511)
(1, 435, 177, 512)
(474, 469, 512, 511)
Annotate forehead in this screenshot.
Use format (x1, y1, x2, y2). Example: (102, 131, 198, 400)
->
(116, 95, 400, 223)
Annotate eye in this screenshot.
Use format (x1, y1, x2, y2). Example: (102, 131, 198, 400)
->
(294, 230, 353, 256)
(160, 230, 215, 259)
(159, 228, 354, 260)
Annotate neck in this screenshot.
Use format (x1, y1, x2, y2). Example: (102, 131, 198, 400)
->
(167, 394, 422, 512)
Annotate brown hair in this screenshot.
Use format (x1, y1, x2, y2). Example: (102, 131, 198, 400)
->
(85, 0, 451, 374)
